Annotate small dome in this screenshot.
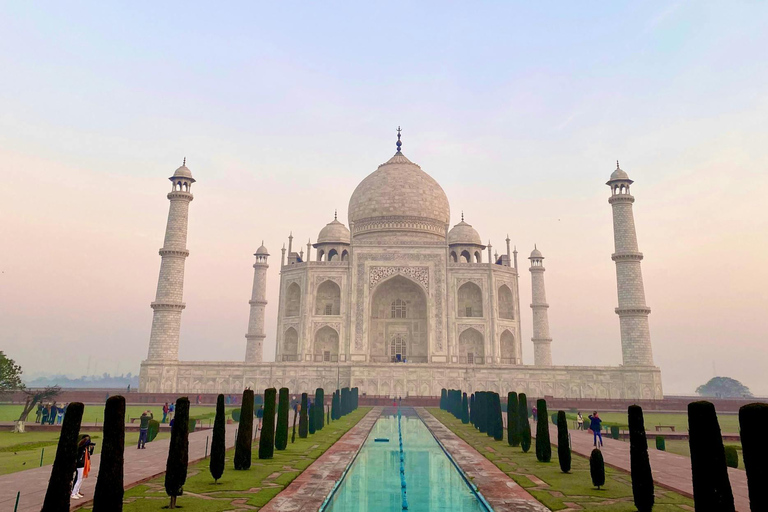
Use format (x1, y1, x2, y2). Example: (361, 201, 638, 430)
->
(173, 165, 194, 179)
(448, 219, 482, 246)
(255, 242, 269, 256)
(609, 161, 630, 181)
(529, 246, 543, 259)
(316, 218, 351, 245)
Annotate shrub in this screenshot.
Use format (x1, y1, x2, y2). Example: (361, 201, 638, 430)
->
(535, 399, 551, 462)
(147, 419, 160, 442)
(611, 425, 620, 440)
(493, 393, 503, 441)
(469, 393, 475, 427)
(93, 396, 125, 511)
(724, 446, 738, 469)
(275, 388, 290, 450)
(551, 413, 559, 425)
(655, 436, 666, 451)
(557, 411, 571, 473)
(331, 390, 339, 421)
(688, 401, 735, 512)
(441, 388, 447, 410)
(519, 394, 531, 453)
(461, 393, 469, 424)
(209, 394, 226, 482)
(165, 397, 190, 509)
(299, 393, 308, 438)
(234, 389, 254, 469)
(291, 401, 298, 443)
(628, 405, 654, 512)
(590, 448, 606, 489)
(507, 392, 519, 447)
(259, 388, 277, 459)
(739, 402, 768, 511)
(341, 388, 349, 416)
(232, 409, 241, 422)
(41, 402, 83, 512)
(315, 388, 325, 431)
(188, 418, 197, 433)
(308, 401, 316, 435)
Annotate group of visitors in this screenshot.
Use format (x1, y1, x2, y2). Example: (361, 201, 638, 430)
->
(70, 434, 95, 500)
(35, 402, 68, 425)
(574, 411, 604, 447)
(161, 402, 175, 423)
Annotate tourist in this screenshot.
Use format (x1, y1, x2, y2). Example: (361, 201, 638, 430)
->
(71, 435, 94, 500)
(35, 402, 43, 423)
(41, 403, 50, 424)
(532, 405, 538, 422)
(56, 404, 64, 425)
(48, 401, 57, 425)
(256, 405, 264, 431)
(168, 402, 175, 422)
(138, 410, 153, 449)
(576, 412, 584, 430)
(197, 394, 202, 405)
(588, 411, 603, 447)
(162, 402, 169, 423)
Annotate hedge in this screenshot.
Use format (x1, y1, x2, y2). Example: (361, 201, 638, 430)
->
(209, 394, 226, 482)
(41, 402, 84, 512)
(234, 389, 254, 470)
(275, 388, 290, 451)
(259, 388, 277, 459)
(688, 401, 735, 512)
(557, 411, 571, 473)
(739, 402, 768, 511)
(628, 405, 654, 512)
(93, 396, 126, 511)
(535, 399, 551, 462)
(165, 397, 190, 509)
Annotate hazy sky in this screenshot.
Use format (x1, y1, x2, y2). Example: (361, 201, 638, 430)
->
(1, 2, 766, 395)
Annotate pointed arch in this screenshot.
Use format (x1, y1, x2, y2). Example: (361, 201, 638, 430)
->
(450, 251, 458, 263)
(317, 249, 325, 262)
(314, 326, 339, 362)
(459, 327, 484, 364)
(283, 327, 299, 361)
(285, 282, 301, 317)
(457, 281, 483, 317)
(341, 250, 349, 261)
(460, 250, 471, 263)
(474, 251, 481, 263)
(369, 274, 428, 363)
(315, 280, 341, 315)
(500, 329, 516, 363)
(328, 248, 338, 261)
(498, 284, 514, 319)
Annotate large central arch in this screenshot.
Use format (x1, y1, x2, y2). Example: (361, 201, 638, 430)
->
(368, 275, 428, 363)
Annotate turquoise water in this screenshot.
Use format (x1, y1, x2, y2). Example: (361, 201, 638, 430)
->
(325, 412, 487, 511)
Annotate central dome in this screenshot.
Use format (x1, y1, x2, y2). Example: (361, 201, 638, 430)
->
(348, 152, 450, 241)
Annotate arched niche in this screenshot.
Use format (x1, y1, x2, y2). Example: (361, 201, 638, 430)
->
(328, 248, 338, 261)
(369, 275, 428, 363)
(285, 283, 301, 317)
(500, 329, 516, 363)
(314, 326, 339, 362)
(315, 280, 341, 315)
(498, 285, 514, 319)
(457, 281, 483, 317)
(459, 327, 484, 364)
(283, 327, 299, 361)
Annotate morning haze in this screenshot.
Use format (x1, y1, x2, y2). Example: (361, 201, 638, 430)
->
(0, 2, 766, 395)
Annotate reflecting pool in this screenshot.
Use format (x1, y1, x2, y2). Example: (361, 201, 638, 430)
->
(325, 410, 488, 511)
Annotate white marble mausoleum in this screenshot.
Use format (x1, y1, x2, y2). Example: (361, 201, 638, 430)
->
(140, 135, 663, 399)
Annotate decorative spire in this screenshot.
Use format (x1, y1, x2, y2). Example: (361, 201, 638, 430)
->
(183, 157, 186, 166)
(396, 126, 402, 153)
(261, 240, 264, 246)
(461, 210, 464, 222)
(334, 209, 338, 221)
(616, 160, 620, 170)
(506, 234, 510, 242)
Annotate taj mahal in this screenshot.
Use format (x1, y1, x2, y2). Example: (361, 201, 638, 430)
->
(139, 132, 663, 399)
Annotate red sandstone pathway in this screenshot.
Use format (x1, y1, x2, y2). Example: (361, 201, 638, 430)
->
(0, 413, 295, 512)
(417, 408, 548, 512)
(549, 422, 751, 512)
(260, 407, 382, 512)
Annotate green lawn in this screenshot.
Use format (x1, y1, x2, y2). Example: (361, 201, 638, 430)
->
(575, 411, 741, 433)
(0, 430, 171, 475)
(0, 404, 236, 425)
(430, 408, 695, 511)
(78, 407, 371, 511)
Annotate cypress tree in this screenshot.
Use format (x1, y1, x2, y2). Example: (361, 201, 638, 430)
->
(42, 402, 83, 512)
(590, 448, 606, 489)
(234, 389, 254, 469)
(315, 388, 325, 430)
(299, 393, 309, 438)
(93, 396, 126, 511)
(341, 387, 349, 416)
(275, 388, 290, 450)
(209, 394, 226, 482)
(739, 403, 768, 511)
(477, 392, 487, 433)
(308, 401, 316, 434)
(165, 397, 190, 509)
(628, 405, 654, 512)
(461, 392, 469, 424)
(508, 392, 520, 447)
(556, 410, 571, 473)
(688, 401, 735, 512)
(291, 400, 298, 443)
(259, 388, 277, 459)
(331, 390, 339, 421)
(327, 405, 330, 425)
(493, 393, 504, 441)
(469, 393, 475, 426)
(440, 388, 447, 410)
(535, 399, 551, 462)
(519, 394, 531, 453)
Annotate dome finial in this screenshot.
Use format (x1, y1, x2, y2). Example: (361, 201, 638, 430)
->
(334, 209, 337, 221)
(616, 159, 620, 170)
(183, 157, 186, 166)
(461, 210, 464, 222)
(396, 126, 402, 153)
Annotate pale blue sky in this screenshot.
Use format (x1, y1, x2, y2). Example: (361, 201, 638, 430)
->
(1, 2, 767, 394)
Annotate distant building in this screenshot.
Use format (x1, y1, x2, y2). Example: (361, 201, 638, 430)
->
(140, 135, 662, 399)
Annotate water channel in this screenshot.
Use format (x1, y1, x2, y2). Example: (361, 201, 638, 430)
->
(324, 408, 489, 512)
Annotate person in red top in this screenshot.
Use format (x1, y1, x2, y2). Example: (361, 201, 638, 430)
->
(71, 435, 94, 500)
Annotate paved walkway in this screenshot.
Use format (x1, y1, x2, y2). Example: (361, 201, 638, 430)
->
(260, 407, 382, 512)
(417, 408, 548, 512)
(550, 422, 751, 512)
(0, 416, 266, 512)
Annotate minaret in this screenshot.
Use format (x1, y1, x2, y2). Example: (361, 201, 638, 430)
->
(245, 242, 269, 363)
(607, 161, 654, 366)
(529, 246, 553, 366)
(146, 160, 195, 361)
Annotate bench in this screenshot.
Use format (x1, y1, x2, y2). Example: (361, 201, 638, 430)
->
(655, 425, 676, 432)
(129, 417, 140, 423)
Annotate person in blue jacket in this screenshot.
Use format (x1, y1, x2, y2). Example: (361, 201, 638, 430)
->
(588, 411, 603, 447)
